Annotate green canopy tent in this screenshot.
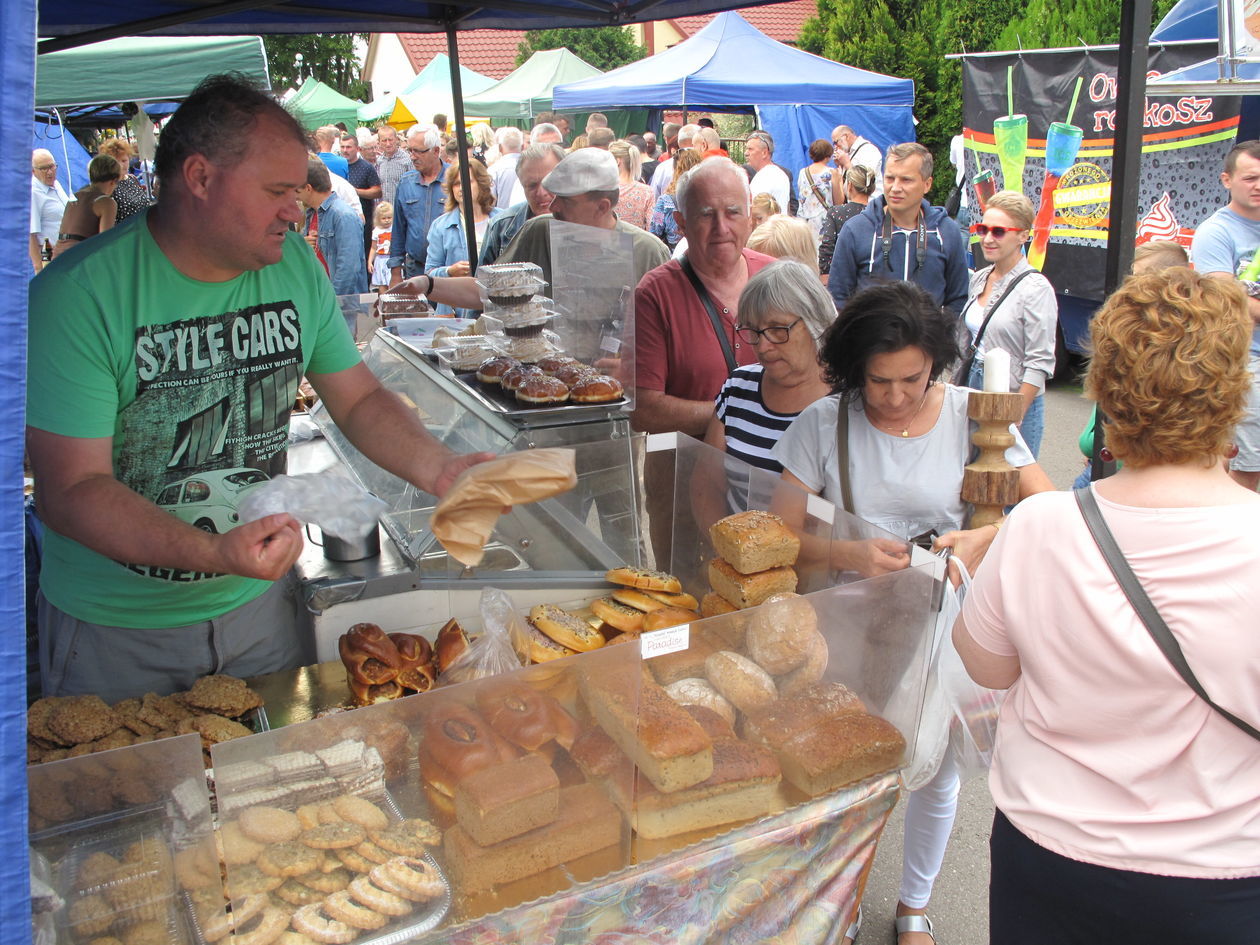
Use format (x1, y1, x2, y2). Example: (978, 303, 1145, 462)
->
(357, 94, 397, 124)
(35, 35, 268, 108)
(463, 47, 602, 121)
(287, 76, 362, 131)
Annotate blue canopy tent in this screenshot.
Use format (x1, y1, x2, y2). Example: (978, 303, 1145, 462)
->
(1149, 0, 1218, 42)
(552, 11, 915, 179)
(8, 0, 789, 939)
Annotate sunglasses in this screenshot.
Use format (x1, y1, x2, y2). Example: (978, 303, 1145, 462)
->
(735, 318, 803, 345)
(974, 224, 1023, 238)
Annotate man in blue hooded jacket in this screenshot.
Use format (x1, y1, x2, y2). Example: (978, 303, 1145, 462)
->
(828, 142, 968, 317)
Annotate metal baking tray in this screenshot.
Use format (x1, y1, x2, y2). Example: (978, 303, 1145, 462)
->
(450, 371, 628, 421)
(187, 790, 452, 945)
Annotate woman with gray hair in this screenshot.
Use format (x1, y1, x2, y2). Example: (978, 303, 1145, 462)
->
(703, 258, 837, 507)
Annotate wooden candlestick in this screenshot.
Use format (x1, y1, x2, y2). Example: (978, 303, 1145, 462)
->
(962, 390, 1024, 529)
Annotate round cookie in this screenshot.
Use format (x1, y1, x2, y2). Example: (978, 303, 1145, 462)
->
(321, 890, 387, 931)
(298, 868, 352, 894)
(275, 880, 325, 907)
(240, 806, 302, 844)
(347, 876, 412, 916)
(368, 819, 441, 857)
(300, 822, 365, 851)
(225, 864, 284, 898)
(221, 820, 266, 865)
(291, 904, 355, 944)
(257, 842, 321, 879)
(330, 795, 388, 832)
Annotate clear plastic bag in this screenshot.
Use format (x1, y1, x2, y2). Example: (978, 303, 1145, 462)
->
(438, 587, 529, 685)
(237, 468, 386, 540)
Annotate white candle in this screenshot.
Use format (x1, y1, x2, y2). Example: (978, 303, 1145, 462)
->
(983, 348, 1010, 392)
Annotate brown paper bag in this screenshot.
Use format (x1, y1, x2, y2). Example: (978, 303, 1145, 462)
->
(430, 449, 577, 566)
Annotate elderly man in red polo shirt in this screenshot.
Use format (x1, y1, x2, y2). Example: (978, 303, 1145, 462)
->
(632, 157, 774, 437)
(631, 157, 775, 564)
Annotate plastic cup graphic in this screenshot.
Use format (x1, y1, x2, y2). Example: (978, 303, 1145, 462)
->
(993, 115, 1028, 192)
(972, 170, 997, 211)
(1044, 121, 1084, 176)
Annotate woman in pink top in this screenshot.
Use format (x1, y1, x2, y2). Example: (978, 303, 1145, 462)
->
(955, 267, 1260, 944)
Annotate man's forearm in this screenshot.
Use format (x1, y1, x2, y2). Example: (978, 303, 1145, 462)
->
(631, 389, 714, 436)
(29, 234, 43, 272)
(40, 473, 226, 572)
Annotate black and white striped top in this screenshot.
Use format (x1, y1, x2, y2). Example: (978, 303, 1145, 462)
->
(714, 365, 802, 509)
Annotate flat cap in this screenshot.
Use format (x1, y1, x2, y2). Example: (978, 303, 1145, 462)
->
(542, 148, 619, 196)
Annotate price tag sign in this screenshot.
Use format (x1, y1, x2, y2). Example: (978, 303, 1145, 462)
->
(641, 625, 690, 659)
(600, 335, 622, 355)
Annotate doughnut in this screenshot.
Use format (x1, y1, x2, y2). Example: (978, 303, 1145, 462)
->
(347, 875, 412, 916)
(515, 374, 570, 405)
(475, 356, 519, 385)
(290, 904, 355, 944)
(553, 362, 597, 387)
(537, 354, 578, 375)
(500, 363, 543, 393)
(321, 890, 388, 931)
(569, 374, 624, 403)
(381, 856, 445, 901)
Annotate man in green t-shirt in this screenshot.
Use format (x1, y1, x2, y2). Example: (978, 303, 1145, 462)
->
(27, 75, 492, 702)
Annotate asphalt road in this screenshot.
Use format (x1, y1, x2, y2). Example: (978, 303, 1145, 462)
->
(857, 375, 1093, 945)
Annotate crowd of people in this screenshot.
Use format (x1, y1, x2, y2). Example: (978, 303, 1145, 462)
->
(27, 74, 1260, 945)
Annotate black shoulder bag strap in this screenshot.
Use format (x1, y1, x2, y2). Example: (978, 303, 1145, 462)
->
(954, 269, 1037, 386)
(680, 255, 737, 374)
(834, 394, 855, 515)
(1074, 486, 1260, 742)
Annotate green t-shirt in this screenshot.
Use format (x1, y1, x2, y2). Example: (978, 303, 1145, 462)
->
(27, 213, 362, 628)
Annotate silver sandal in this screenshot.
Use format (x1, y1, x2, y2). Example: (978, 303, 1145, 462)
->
(843, 904, 863, 943)
(894, 913, 936, 943)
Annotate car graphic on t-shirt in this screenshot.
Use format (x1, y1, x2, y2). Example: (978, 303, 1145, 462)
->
(156, 468, 270, 534)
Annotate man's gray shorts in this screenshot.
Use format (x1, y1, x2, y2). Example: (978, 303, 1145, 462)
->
(38, 571, 313, 703)
(1232, 354, 1260, 473)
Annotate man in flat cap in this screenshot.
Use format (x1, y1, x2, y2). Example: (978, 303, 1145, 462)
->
(496, 148, 667, 289)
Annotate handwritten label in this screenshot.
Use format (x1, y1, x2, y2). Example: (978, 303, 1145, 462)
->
(642, 625, 690, 659)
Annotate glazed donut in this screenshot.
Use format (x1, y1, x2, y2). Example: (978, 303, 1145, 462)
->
(515, 374, 569, 405)
(475, 356, 519, 385)
(500, 363, 542, 392)
(537, 354, 578, 375)
(381, 856, 445, 901)
(347, 875, 412, 916)
(569, 374, 624, 403)
(321, 890, 388, 930)
(232, 907, 290, 945)
(290, 904, 355, 944)
(553, 362, 597, 387)
(201, 893, 267, 943)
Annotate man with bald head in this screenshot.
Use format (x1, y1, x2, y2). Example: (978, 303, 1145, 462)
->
(478, 143, 565, 266)
(652, 122, 701, 198)
(530, 122, 563, 146)
(489, 126, 525, 209)
(30, 148, 69, 272)
(832, 124, 883, 195)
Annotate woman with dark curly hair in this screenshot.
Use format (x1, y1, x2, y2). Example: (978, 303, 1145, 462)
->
(954, 267, 1260, 945)
(773, 280, 1052, 945)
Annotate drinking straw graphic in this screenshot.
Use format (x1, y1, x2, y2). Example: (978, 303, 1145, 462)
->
(1028, 77, 1085, 271)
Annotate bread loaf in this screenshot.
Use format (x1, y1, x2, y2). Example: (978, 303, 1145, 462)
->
(580, 669, 713, 794)
(709, 510, 800, 575)
(775, 713, 906, 796)
(745, 592, 823, 675)
(443, 783, 621, 893)
(704, 650, 778, 714)
(700, 592, 738, 618)
(454, 754, 560, 847)
(775, 627, 830, 697)
(708, 558, 797, 609)
(739, 682, 866, 750)
(604, 737, 783, 840)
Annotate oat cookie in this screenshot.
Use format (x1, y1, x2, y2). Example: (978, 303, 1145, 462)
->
(299, 823, 365, 851)
(331, 847, 376, 875)
(27, 697, 70, 746)
(274, 879, 324, 907)
(47, 695, 120, 745)
(77, 851, 121, 891)
(368, 819, 440, 857)
(225, 864, 284, 898)
(192, 714, 254, 750)
(297, 868, 351, 894)
(120, 920, 168, 945)
(69, 894, 115, 936)
(239, 807, 302, 844)
(351, 840, 390, 865)
(185, 675, 264, 718)
(257, 842, 321, 879)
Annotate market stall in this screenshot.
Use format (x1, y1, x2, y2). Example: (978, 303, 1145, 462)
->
(287, 77, 363, 132)
(463, 48, 603, 124)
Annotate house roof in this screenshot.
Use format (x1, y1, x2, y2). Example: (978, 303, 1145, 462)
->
(669, 0, 813, 44)
(397, 30, 525, 80)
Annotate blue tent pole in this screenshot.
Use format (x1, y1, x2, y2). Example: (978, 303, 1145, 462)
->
(2, 0, 35, 942)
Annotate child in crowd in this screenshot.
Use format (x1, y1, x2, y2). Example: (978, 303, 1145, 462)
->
(751, 192, 781, 229)
(369, 201, 393, 292)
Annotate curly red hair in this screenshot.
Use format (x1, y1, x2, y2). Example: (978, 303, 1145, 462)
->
(1085, 267, 1251, 468)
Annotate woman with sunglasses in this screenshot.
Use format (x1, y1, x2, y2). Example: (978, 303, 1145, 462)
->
(702, 259, 837, 510)
(962, 190, 1057, 456)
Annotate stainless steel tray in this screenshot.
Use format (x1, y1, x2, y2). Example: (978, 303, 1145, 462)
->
(451, 371, 628, 421)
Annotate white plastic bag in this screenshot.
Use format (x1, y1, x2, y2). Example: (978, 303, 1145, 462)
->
(237, 468, 386, 540)
(438, 587, 528, 685)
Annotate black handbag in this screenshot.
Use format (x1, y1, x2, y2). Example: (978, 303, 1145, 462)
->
(1074, 486, 1260, 742)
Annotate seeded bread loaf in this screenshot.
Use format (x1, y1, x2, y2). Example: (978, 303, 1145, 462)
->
(775, 713, 906, 796)
(709, 510, 801, 575)
(708, 558, 797, 609)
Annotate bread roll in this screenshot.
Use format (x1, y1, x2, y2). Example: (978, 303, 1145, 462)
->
(604, 567, 682, 593)
(529, 604, 605, 652)
(775, 627, 830, 697)
(709, 510, 801, 575)
(745, 593, 822, 675)
(664, 678, 736, 727)
(642, 606, 699, 631)
(419, 702, 519, 796)
(611, 588, 666, 612)
(647, 590, 700, 610)
(590, 597, 644, 633)
(704, 651, 778, 713)
(708, 558, 797, 609)
(739, 682, 866, 750)
(521, 621, 577, 663)
(475, 681, 579, 752)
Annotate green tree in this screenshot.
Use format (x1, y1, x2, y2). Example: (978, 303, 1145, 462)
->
(265, 34, 370, 101)
(516, 28, 646, 71)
